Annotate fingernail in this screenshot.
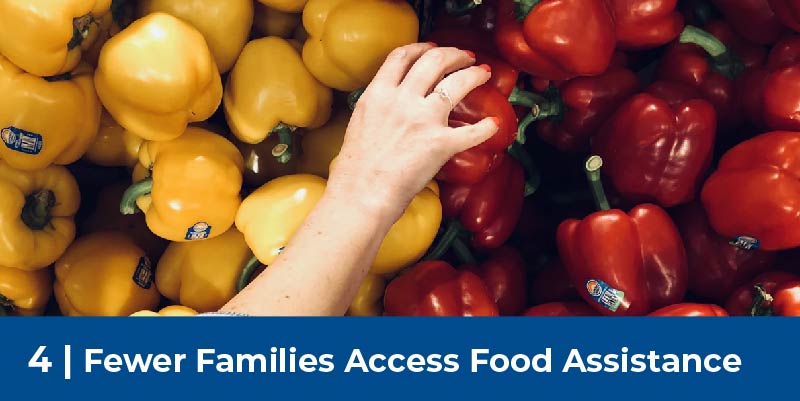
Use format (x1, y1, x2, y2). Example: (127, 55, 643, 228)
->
(463, 50, 476, 59)
(425, 41, 438, 47)
(489, 117, 501, 126)
(478, 64, 492, 73)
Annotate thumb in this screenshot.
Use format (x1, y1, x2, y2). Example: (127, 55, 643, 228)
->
(445, 117, 500, 154)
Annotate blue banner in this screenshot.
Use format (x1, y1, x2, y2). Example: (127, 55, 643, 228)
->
(0, 317, 795, 400)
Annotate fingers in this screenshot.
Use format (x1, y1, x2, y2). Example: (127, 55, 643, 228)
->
(399, 47, 477, 95)
(427, 65, 491, 113)
(438, 117, 500, 155)
(370, 42, 437, 88)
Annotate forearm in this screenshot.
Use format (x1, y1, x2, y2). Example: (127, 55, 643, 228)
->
(219, 184, 398, 316)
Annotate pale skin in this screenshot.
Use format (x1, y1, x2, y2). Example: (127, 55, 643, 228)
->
(219, 42, 499, 316)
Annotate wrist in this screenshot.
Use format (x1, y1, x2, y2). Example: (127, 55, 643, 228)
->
(323, 173, 408, 229)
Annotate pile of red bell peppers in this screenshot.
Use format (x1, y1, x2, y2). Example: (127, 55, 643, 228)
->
(383, 0, 800, 317)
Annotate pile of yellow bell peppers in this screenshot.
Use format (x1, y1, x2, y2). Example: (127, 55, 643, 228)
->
(0, 0, 425, 317)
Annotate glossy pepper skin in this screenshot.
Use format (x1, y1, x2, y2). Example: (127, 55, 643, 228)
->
(83, 111, 143, 168)
(701, 131, 800, 251)
(0, 266, 52, 316)
(0, 57, 101, 171)
(0, 161, 80, 271)
(137, 0, 254, 74)
(83, 1, 135, 68)
(383, 261, 499, 316)
(772, 281, 800, 315)
(156, 228, 251, 313)
(94, 12, 223, 142)
(254, 3, 302, 38)
(673, 202, 775, 302)
(54, 231, 161, 316)
(224, 36, 332, 146)
(236, 174, 328, 266)
(610, 0, 684, 50)
(558, 203, 689, 316)
(523, 301, 600, 316)
(440, 155, 525, 250)
(494, 0, 616, 81)
(535, 67, 640, 152)
(745, 35, 800, 130)
(0, 0, 111, 77)
(123, 127, 244, 243)
(711, 0, 787, 45)
(648, 303, 729, 316)
(462, 246, 527, 316)
(347, 273, 386, 317)
(131, 305, 198, 317)
(302, 0, 419, 91)
(296, 108, 350, 179)
(763, 64, 800, 131)
(592, 93, 717, 207)
(725, 271, 799, 315)
(258, 0, 307, 13)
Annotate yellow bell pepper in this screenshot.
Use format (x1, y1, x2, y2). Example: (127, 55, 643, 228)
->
(230, 132, 300, 188)
(94, 12, 223, 142)
(346, 273, 385, 317)
(80, 181, 169, 263)
(0, 161, 80, 271)
(137, 0, 254, 74)
(302, 0, 419, 91)
(254, 3, 301, 38)
(121, 127, 244, 243)
(131, 305, 198, 316)
(0, 266, 52, 316)
(0, 56, 101, 171)
(0, 0, 111, 77)
(223, 36, 332, 164)
(83, 0, 136, 67)
(236, 174, 327, 265)
(55, 231, 161, 316)
(83, 110, 143, 168)
(257, 0, 308, 13)
(296, 108, 350, 178)
(156, 228, 252, 313)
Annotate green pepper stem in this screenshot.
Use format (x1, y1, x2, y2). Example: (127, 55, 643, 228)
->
(445, 0, 482, 16)
(20, 190, 55, 230)
(348, 87, 366, 111)
(120, 178, 153, 215)
(508, 87, 562, 145)
(679, 25, 744, 79)
(514, 0, 542, 21)
(423, 219, 464, 261)
(584, 155, 610, 212)
(749, 284, 775, 317)
(508, 142, 541, 197)
(451, 236, 478, 265)
(271, 123, 296, 164)
(237, 255, 264, 293)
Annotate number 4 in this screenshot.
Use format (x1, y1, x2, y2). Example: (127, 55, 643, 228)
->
(28, 346, 52, 373)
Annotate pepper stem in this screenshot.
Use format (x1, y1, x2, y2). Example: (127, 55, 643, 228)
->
(348, 87, 366, 111)
(68, 14, 95, 50)
(423, 219, 464, 261)
(271, 124, 296, 164)
(237, 255, 264, 293)
(445, 0, 483, 16)
(508, 142, 541, 197)
(679, 25, 744, 79)
(451, 237, 478, 265)
(584, 155, 610, 211)
(508, 87, 562, 144)
(20, 190, 55, 230)
(749, 284, 775, 317)
(514, 0, 542, 21)
(120, 178, 153, 215)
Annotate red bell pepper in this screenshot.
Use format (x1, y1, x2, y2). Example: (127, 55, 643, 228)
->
(509, 67, 639, 153)
(609, 0, 685, 50)
(437, 154, 526, 251)
(591, 90, 717, 208)
(462, 246, 528, 316)
(738, 35, 800, 130)
(523, 301, 600, 316)
(711, 0, 787, 44)
(763, 45, 800, 131)
(556, 156, 689, 316)
(529, 258, 579, 304)
(644, 80, 703, 106)
(772, 281, 800, 315)
(701, 131, 800, 251)
(648, 303, 729, 316)
(673, 202, 776, 302)
(725, 271, 800, 315)
(493, 0, 616, 81)
(768, 0, 800, 32)
(383, 261, 499, 316)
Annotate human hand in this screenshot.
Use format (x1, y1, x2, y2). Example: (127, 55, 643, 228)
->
(326, 42, 499, 223)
